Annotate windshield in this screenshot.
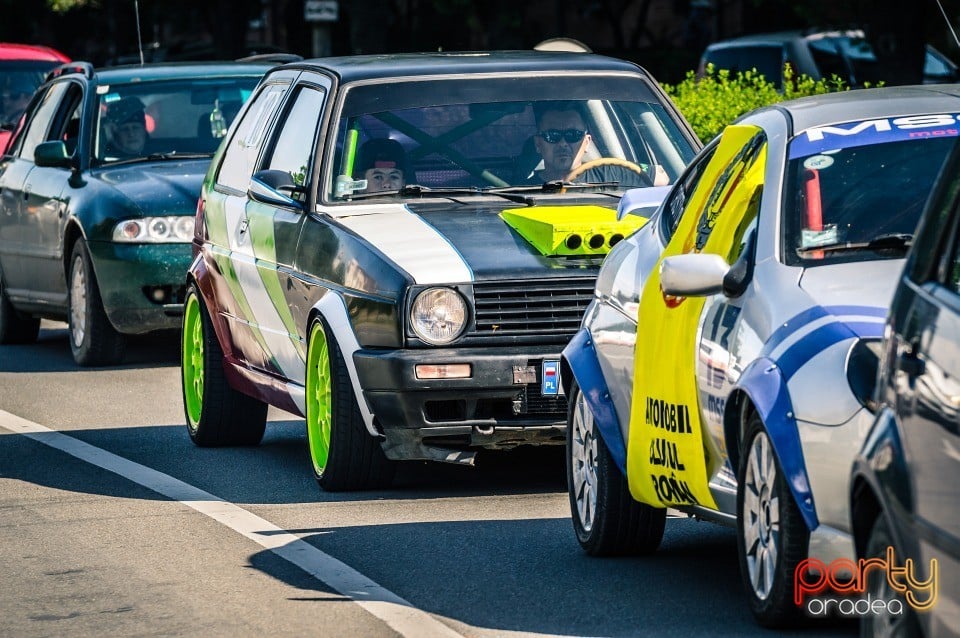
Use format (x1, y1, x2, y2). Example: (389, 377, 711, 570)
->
(783, 115, 958, 266)
(94, 77, 259, 164)
(327, 74, 697, 200)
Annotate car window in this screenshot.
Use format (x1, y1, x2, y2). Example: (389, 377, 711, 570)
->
(783, 116, 957, 267)
(93, 76, 260, 165)
(216, 82, 288, 193)
(326, 75, 697, 200)
(16, 81, 70, 162)
(0, 60, 60, 127)
(703, 45, 784, 89)
(47, 82, 83, 157)
(661, 143, 718, 240)
(261, 85, 326, 200)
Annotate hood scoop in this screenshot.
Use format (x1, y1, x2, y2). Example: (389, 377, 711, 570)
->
(499, 205, 647, 256)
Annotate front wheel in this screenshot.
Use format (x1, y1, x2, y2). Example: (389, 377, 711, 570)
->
(566, 379, 665, 555)
(305, 318, 395, 491)
(736, 413, 808, 627)
(68, 239, 125, 366)
(181, 284, 267, 446)
(859, 515, 921, 637)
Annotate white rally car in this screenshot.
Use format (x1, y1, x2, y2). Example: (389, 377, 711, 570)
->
(561, 86, 960, 627)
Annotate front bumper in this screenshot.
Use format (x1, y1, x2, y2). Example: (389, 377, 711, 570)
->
(87, 240, 192, 334)
(353, 344, 568, 462)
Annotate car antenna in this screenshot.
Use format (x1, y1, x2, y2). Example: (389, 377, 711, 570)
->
(936, 0, 960, 49)
(134, 0, 145, 65)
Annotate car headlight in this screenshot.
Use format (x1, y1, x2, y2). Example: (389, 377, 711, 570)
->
(410, 287, 467, 345)
(847, 339, 883, 411)
(112, 216, 195, 243)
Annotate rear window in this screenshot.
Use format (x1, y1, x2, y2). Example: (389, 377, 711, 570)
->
(702, 44, 784, 88)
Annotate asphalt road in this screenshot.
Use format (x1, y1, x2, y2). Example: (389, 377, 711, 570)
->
(0, 322, 857, 637)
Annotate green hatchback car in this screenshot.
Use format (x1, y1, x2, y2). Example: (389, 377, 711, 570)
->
(0, 61, 271, 365)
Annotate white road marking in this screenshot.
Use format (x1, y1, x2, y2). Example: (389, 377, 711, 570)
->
(0, 409, 463, 638)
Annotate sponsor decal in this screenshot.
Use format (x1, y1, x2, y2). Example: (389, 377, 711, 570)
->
(795, 549, 938, 618)
(626, 124, 766, 509)
(789, 114, 960, 159)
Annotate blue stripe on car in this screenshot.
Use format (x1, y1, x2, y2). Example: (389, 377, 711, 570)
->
(736, 357, 818, 530)
(563, 328, 627, 474)
(762, 305, 886, 357)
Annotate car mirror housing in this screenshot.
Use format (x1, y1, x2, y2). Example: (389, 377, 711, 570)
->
(248, 169, 305, 208)
(660, 253, 731, 297)
(617, 185, 672, 221)
(34, 140, 73, 168)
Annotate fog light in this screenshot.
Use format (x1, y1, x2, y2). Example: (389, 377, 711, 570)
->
(415, 364, 471, 379)
(151, 287, 166, 303)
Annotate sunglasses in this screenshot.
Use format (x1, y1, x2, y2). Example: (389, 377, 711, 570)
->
(538, 128, 586, 144)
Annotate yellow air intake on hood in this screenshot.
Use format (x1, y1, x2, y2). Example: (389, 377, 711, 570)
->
(500, 205, 648, 256)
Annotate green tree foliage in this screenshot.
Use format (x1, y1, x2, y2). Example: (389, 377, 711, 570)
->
(662, 64, 849, 142)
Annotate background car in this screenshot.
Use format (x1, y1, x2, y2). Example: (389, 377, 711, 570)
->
(850, 144, 960, 638)
(0, 60, 272, 365)
(562, 87, 960, 627)
(182, 51, 700, 492)
(0, 42, 70, 152)
(699, 29, 958, 89)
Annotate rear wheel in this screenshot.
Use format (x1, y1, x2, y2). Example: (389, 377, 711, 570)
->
(0, 272, 39, 344)
(181, 284, 266, 446)
(305, 318, 395, 491)
(68, 239, 125, 366)
(567, 380, 666, 555)
(736, 413, 807, 627)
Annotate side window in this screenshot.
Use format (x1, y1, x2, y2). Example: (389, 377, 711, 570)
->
(216, 83, 288, 192)
(662, 144, 718, 238)
(48, 83, 84, 157)
(17, 82, 70, 162)
(261, 85, 326, 199)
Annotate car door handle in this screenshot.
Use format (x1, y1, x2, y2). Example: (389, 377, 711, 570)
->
(898, 349, 925, 378)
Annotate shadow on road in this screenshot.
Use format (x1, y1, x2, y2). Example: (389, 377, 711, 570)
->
(0, 322, 180, 373)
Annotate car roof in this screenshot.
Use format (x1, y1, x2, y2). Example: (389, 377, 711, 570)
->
(751, 84, 960, 131)
(704, 29, 867, 50)
(277, 51, 647, 83)
(0, 42, 70, 62)
(93, 61, 276, 83)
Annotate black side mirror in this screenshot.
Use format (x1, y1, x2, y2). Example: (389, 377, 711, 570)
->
(722, 228, 757, 298)
(34, 140, 73, 168)
(249, 169, 307, 208)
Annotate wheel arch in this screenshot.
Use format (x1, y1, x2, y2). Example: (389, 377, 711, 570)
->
(307, 290, 380, 438)
(62, 219, 86, 277)
(731, 357, 819, 530)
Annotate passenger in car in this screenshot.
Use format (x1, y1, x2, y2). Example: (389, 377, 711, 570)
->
(105, 97, 149, 157)
(355, 138, 410, 193)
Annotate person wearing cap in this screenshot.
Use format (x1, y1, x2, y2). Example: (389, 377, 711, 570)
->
(355, 138, 410, 193)
(106, 97, 149, 157)
(1, 77, 36, 125)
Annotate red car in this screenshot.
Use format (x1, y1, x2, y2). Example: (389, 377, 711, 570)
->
(1, 43, 70, 153)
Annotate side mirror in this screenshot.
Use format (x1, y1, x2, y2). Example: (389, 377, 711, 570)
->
(34, 140, 73, 168)
(660, 253, 730, 297)
(617, 185, 672, 221)
(249, 169, 306, 208)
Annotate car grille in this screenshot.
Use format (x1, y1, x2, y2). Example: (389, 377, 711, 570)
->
(469, 276, 596, 343)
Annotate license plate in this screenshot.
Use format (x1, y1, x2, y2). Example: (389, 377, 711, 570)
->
(542, 360, 560, 396)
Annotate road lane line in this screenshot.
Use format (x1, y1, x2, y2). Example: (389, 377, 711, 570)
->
(0, 409, 464, 638)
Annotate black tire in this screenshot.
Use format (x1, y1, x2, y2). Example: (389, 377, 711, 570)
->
(736, 413, 808, 628)
(0, 270, 40, 344)
(305, 318, 395, 491)
(566, 380, 666, 555)
(859, 515, 922, 638)
(181, 284, 267, 446)
(67, 239, 125, 366)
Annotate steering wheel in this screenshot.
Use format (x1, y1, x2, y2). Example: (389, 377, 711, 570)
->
(565, 157, 649, 183)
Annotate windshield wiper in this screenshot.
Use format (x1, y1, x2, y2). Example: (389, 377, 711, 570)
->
(345, 184, 481, 202)
(483, 180, 624, 205)
(103, 151, 213, 167)
(796, 232, 913, 256)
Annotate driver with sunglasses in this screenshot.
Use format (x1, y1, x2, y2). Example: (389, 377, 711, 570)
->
(524, 101, 652, 187)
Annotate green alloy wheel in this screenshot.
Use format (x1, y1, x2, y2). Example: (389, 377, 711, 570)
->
(305, 318, 395, 491)
(181, 284, 267, 446)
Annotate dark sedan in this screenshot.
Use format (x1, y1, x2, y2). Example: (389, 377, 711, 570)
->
(0, 61, 271, 365)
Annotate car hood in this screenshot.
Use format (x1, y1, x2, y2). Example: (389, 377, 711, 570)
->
(93, 159, 207, 217)
(797, 259, 903, 310)
(358, 200, 620, 281)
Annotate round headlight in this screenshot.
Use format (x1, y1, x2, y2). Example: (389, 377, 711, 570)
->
(148, 218, 169, 238)
(410, 288, 467, 345)
(174, 216, 194, 240)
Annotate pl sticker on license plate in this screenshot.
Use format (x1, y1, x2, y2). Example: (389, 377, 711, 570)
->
(542, 360, 560, 396)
